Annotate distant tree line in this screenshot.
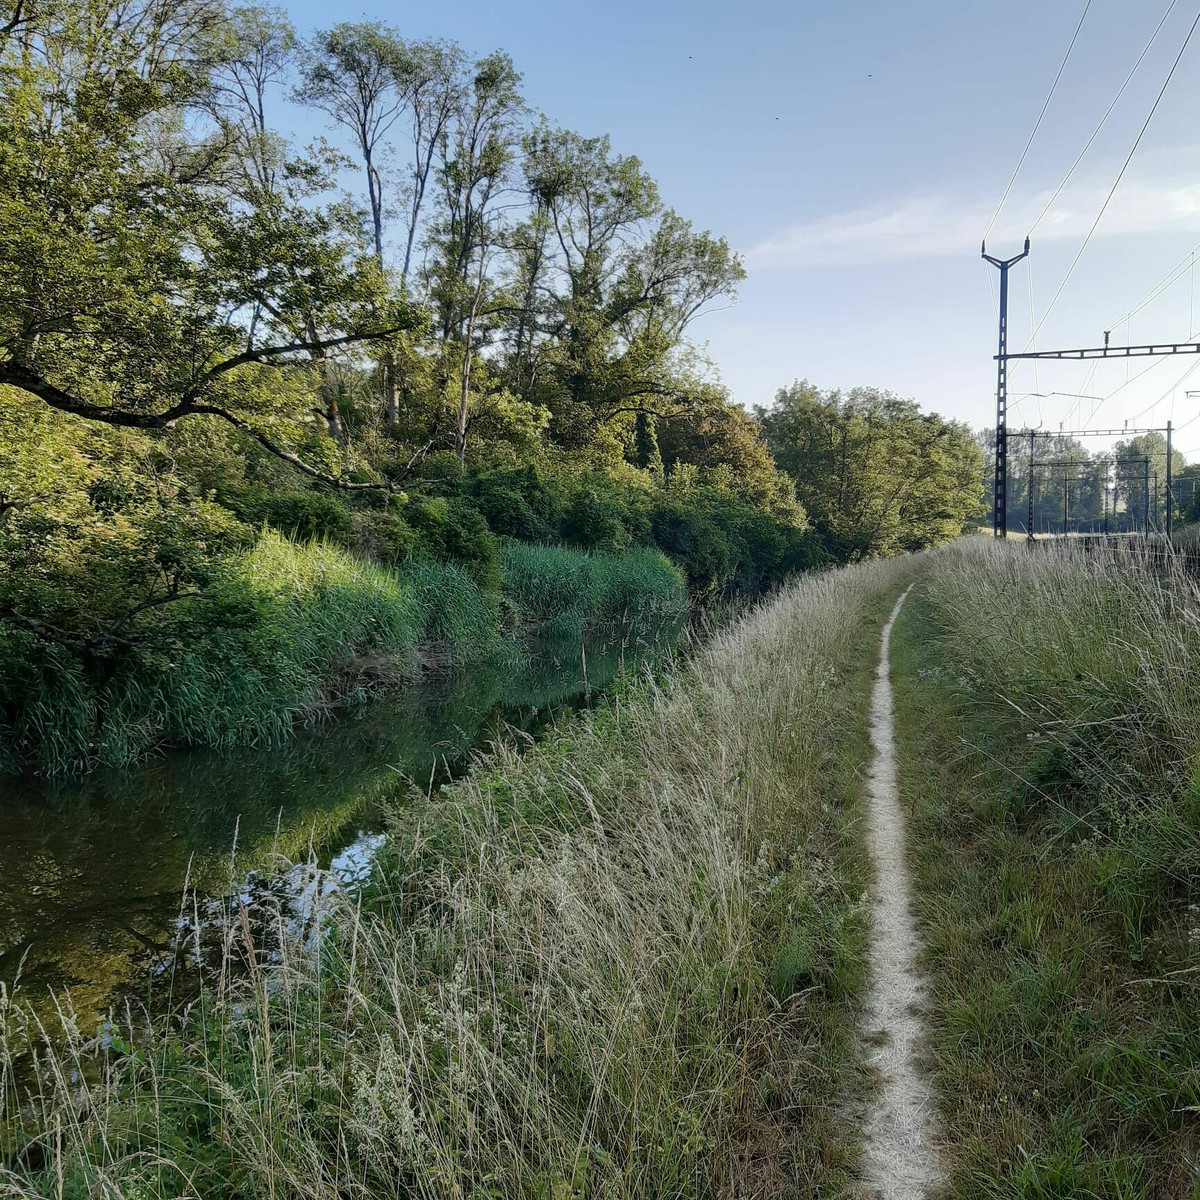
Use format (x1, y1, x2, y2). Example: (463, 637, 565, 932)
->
(975, 429, 1199, 535)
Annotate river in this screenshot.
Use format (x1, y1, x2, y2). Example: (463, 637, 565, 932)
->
(0, 626, 678, 1064)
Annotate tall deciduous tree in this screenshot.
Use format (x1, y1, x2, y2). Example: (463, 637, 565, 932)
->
(514, 128, 744, 450)
(760, 382, 984, 557)
(299, 22, 409, 264)
(425, 52, 523, 464)
(0, 0, 415, 487)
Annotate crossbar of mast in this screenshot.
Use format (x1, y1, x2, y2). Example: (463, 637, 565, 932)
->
(1013, 426, 1170, 438)
(1000, 342, 1200, 361)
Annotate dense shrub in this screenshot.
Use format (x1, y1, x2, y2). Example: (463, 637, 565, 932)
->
(468, 465, 561, 542)
(358, 509, 419, 565)
(405, 496, 501, 588)
(561, 485, 632, 554)
(223, 485, 358, 545)
(648, 499, 732, 595)
(0, 532, 689, 773)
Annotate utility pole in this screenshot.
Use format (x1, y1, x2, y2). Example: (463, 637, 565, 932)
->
(983, 237, 1030, 539)
(1027, 428, 1036, 543)
(1062, 465, 1070, 535)
(1166, 419, 1174, 538)
(1144, 456, 1151, 538)
(1102, 460, 1109, 535)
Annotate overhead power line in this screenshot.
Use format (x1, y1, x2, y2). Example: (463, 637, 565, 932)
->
(982, 0, 1092, 241)
(1028, 0, 1179, 236)
(1026, 6, 1200, 348)
(1107, 237, 1200, 331)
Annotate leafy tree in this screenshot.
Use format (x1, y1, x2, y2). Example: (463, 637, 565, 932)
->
(760, 382, 984, 558)
(0, 0, 416, 486)
(298, 22, 410, 264)
(425, 52, 524, 464)
(657, 390, 804, 524)
(398, 39, 469, 283)
(1114, 432, 1184, 526)
(511, 129, 744, 450)
(214, 4, 297, 192)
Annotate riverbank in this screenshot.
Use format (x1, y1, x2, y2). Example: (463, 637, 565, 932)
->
(0, 623, 678, 1087)
(1, 556, 912, 1197)
(0, 535, 686, 776)
(892, 539, 1200, 1196)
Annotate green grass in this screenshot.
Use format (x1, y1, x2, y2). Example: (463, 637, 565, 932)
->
(892, 538, 1200, 1199)
(0, 535, 687, 775)
(1, 555, 912, 1198)
(499, 541, 687, 640)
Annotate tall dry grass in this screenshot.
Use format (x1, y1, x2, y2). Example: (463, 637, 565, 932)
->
(895, 537, 1200, 1196)
(1, 556, 912, 1199)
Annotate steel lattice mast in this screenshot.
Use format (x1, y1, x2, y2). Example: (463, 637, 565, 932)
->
(983, 240, 1188, 538)
(982, 238, 1030, 539)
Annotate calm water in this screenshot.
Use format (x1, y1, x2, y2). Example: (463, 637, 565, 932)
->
(0, 629, 676, 1051)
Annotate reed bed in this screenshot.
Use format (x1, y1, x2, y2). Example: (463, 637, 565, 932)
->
(2, 555, 911, 1199)
(893, 537, 1200, 1197)
(499, 542, 687, 640)
(0, 535, 686, 775)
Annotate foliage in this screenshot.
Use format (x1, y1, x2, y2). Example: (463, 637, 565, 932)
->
(0, 524, 685, 773)
(0, 0, 963, 777)
(759, 381, 985, 558)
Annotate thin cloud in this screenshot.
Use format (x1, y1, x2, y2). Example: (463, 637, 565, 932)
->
(749, 154, 1200, 267)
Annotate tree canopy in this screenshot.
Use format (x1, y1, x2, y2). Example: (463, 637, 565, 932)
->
(758, 382, 985, 558)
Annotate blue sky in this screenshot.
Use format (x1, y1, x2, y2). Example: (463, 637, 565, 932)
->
(281, 0, 1200, 456)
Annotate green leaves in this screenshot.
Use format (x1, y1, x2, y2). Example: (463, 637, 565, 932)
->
(0, 0, 414, 488)
(760, 382, 985, 558)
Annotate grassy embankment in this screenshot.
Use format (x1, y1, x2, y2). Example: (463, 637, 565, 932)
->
(1, 555, 912, 1199)
(893, 538, 1200, 1197)
(0, 535, 685, 775)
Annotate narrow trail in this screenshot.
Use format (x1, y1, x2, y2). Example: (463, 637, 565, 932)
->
(858, 585, 942, 1199)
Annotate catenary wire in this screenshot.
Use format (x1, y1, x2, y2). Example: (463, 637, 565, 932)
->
(1024, 7, 1200, 348)
(982, 0, 1092, 241)
(1028, 0, 1179, 235)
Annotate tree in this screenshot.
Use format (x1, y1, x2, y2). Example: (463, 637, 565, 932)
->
(0, 0, 416, 487)
(512, 129, 744, 450)
(656, 387, 803, 522)
(398, 39, 469, 284)
(1114, 432, 1184, 528)
(760, 382, 984, 557)
(299, 23, 410, 264)
(213, 4, 297, 192)
(424, 52, 524, 464)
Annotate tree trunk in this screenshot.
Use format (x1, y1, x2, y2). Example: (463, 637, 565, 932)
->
(456, 342, 471, 467)
(382, 356, 400, 426)
(321, 360, 342, 439)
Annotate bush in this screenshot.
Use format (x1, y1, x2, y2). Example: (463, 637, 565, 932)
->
(649, 498, 732, 595)
(359, 509, 418, 565)
(0, 529, 694, 773)
(469, 465, 561, 542)
(223, 485, 358, 546)
(406, 496, 501, 588)
(561, 485, 631, 554)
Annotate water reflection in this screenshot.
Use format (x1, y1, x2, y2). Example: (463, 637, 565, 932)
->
(0, 626, 677, 1047)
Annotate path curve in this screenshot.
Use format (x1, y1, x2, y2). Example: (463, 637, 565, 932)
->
(859, 585, 941, 1199)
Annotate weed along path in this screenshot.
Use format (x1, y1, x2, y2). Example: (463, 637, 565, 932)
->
(858, 585, 942, 1199)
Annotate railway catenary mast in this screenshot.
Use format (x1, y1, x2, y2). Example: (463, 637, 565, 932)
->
(984, 242, 1190, 538)
(982, 238, 1029, 539)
